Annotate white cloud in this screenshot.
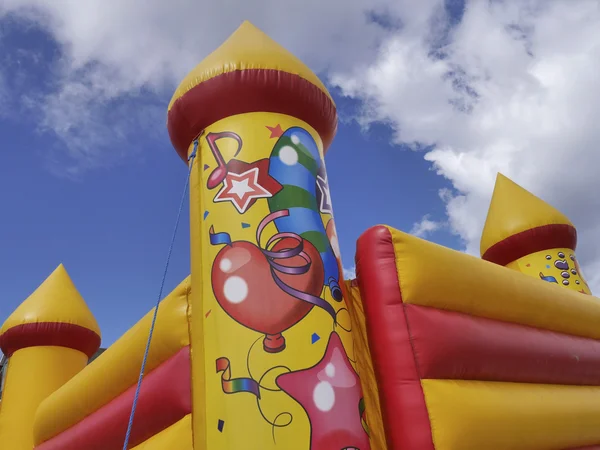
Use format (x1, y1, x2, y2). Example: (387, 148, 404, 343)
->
(343, 266, 357, 280)
(332, 0, 600, 293)
(410, 214, 444, 238)
(1, 0, 599, 292)
(0, 0, 410, 170)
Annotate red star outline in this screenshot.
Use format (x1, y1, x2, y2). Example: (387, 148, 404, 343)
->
(213, 167, 272, 214)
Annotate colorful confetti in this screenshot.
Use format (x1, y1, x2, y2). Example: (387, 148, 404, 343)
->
(311, 333, 320, 344)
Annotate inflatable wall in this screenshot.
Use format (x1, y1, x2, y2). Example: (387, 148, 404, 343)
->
(0, 19, 599, 450)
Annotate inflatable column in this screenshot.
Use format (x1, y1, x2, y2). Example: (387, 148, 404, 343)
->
(0, 264, 100, 449)
(168, 21, 369, 450)
(481, 173, 592, 294)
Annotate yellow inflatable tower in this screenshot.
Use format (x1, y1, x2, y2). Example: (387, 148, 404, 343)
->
(481, 173, 591, 294)
(0, 264, 101, 449)
(167, 21, 369, 449)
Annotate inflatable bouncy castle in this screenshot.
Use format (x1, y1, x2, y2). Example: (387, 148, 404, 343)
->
(0, 20, 599, 450)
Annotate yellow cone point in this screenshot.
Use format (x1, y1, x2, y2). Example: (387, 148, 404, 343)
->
(0, 264, 100, 336)
(480, 174, 591, 295)
(0, 265, 100, 449)
(168, 20, 332, 110)
(480, 173, 573, 258)
(167, 19, 337, 162)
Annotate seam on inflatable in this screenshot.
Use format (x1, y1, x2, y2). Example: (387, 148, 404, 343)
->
(388, 226, 438, 449)
(184, 278, 195, 450)
(192, 154, 208, 450)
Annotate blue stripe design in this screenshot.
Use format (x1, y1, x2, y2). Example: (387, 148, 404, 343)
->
(273, 207, 323, 236)
(288, 127, 321, 161)
(321, 250, 340, 286)
(268, 155, 317, 198)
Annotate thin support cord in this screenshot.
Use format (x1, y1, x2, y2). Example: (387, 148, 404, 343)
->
(122, 139, 199, 450)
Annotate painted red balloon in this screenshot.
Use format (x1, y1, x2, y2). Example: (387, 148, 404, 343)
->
(211, 237, 324, 352)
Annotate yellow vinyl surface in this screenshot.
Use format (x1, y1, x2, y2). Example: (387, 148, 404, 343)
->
(33, 277, 191, 445)
(422, 379, 600, 450)
(168, 21, 332, 110)
(344, 280, 386, 450)
(507, 248, 592, 294)
(389, 226, 600, 339)
(0, 346, 88, 449)
(131, 414, 192, 450)
(0, 264, 100, 336)
(188, 112, 366, 449)
(480, 173, 573, 256)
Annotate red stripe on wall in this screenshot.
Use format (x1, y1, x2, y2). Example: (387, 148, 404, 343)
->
(0, 322, 100, 358)
(36, 346, 191, 450)
(405, 304, 600, 385)
(482, 223, 577, 266)
(356, 226, 435, 450)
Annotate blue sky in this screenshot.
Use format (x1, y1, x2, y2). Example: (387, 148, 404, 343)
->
(0, 18, 459, 347)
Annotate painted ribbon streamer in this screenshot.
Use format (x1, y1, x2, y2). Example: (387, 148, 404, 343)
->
(216, 357, 261, 399)
(257, 210, 337, 321)
(359, 397, 370, 436)
(209, 225, 232, 246)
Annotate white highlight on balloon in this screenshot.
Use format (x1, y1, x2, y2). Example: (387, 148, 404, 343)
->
(223, 276, 248, 304)
(219, 258, 233, 272)
(279, 146, 298, 166)
(330, 234, 341, 259)
(325, 362, 336, 378)
(313, 381, 335, 412)
(291, 134, 301, 145)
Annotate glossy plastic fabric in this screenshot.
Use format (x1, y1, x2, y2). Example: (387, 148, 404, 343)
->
(167, 21, 337, 161)
(0, 264, 100, 337)
(131, 414, 192, 450)
(356, 225, 600, 449)
(343, 280, 386, 449)
(480, 173, 574, 258)
(480, 173, 592, 294)
(36, 347, 191, 450)
(187, 111, 368, 449)
(33, 277, 191, 445)
(0, 347, 88, 449)
(355, 226, 434, 450)
(423, 380, 600, 449)
(0, 264, 99, 450)
(386, 227, 600, 339)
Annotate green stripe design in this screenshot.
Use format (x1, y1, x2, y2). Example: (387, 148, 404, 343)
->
(271, 136, 318, 176)
(268, 185, 318, 211)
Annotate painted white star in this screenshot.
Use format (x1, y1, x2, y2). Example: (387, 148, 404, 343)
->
(316, 174, 333, 215)
(228, 178, 255, 199)
(213, 168, 272, 214)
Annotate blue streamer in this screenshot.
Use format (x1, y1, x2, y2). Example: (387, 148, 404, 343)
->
(210, 229, 232, 246)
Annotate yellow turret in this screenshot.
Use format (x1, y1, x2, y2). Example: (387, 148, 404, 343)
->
(481, 173, 591, 294)
(167, 20, 337, 161)
(0, 264, 100, 449)
(167, 20, 368, 450)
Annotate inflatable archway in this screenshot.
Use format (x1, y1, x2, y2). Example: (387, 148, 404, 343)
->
(0, 20, 598, 450)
